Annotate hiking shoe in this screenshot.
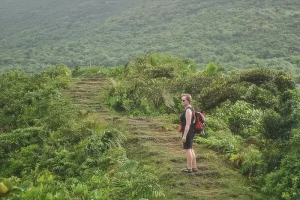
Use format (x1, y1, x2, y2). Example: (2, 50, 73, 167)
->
(192, 168, 198, 172)
(181, 168, 192, 173)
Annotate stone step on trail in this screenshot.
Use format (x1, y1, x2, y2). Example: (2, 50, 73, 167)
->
(62, 76, 110, 113)
(80, 77, 106, 81)
(77, 80, 103, 84)
(126, 135, 180, 145)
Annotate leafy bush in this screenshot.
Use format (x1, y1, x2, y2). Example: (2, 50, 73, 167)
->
(85, 129, 123, 156)
(195, 135, 243, 154)
(0, 67, 73, 132)
(239, 68, 275, 86)
(274, 72, 295, 92)
(204, 62, 218, 76)
(0, 127, 46, 160)
(106, 53, 197, 115)
(263, 153, 300, 200)
(262, 130, 300, 200)
(7, 144, 42, 177)
(239, 146, 264, 179)
(42, 64, 72, 88)
(109, 166, 165, 200)
(215, 100, 264, 137)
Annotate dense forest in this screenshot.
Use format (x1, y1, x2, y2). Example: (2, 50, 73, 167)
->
(1, 0, 300, 78)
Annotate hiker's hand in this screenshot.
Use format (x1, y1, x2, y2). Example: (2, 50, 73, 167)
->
(182, 136, 186, 143)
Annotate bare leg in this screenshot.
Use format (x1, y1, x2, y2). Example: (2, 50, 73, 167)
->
(185, 149, 193, 169)
(191, 149, 197, 169)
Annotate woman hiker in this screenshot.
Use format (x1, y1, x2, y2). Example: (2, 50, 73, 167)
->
(180, 93, 197, 173)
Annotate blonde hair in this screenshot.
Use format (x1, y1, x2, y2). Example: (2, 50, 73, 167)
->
(181, 93, 192, 103)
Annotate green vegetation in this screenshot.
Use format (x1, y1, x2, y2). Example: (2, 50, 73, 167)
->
(1, 1, 300, 198)
(1, 53, 300, 199)
(1, 0, 300, 80)
(0, 65, 165, 199)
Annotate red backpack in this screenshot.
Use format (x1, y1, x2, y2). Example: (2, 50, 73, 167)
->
(194, 111, 205, 133)
(177, 108, 205, 133)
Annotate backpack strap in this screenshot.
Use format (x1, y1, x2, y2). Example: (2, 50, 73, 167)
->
(186, 106, 195, 124)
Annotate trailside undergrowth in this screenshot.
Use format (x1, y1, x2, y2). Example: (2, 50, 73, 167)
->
(1, 53, 300, 199)
(0, 65, 164, 200)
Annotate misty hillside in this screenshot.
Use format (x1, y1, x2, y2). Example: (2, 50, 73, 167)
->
(1, 0, 300, 73)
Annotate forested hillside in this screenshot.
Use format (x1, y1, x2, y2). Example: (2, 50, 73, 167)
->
(1, 0, 300, 77)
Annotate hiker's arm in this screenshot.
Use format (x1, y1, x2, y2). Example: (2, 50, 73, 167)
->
(182, 109, 192, 143)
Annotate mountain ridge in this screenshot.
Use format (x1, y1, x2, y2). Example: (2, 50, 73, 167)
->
(1, 0, 300, 74)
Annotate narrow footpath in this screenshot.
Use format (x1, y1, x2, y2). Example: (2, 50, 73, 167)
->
(64, 77, 255, 200)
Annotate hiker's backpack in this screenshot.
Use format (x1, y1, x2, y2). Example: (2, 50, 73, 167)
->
(194, 111, 205, 133)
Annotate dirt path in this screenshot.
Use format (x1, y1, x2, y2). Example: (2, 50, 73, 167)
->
(64, 77, 255, 200)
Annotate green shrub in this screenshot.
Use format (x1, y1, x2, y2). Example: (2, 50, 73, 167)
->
(263, 153, 300, 200)
(262, 130, 300, 200)
(239, 68, 275, 85)
(239, 146, 264, 179)
(195, 135, 243, 154)
(0, 127, 46, 160)
(274, 72, 295, 92)
(215, 100, 264, 137)
(2, 144, 42, 177)
(109, 168, 165, 200)
(85, 129, 123, 156)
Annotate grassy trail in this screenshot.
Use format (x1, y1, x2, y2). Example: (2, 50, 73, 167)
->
(64, 77, 255, 200)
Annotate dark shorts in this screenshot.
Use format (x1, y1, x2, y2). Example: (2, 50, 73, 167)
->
(182, 130, 195, 149)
